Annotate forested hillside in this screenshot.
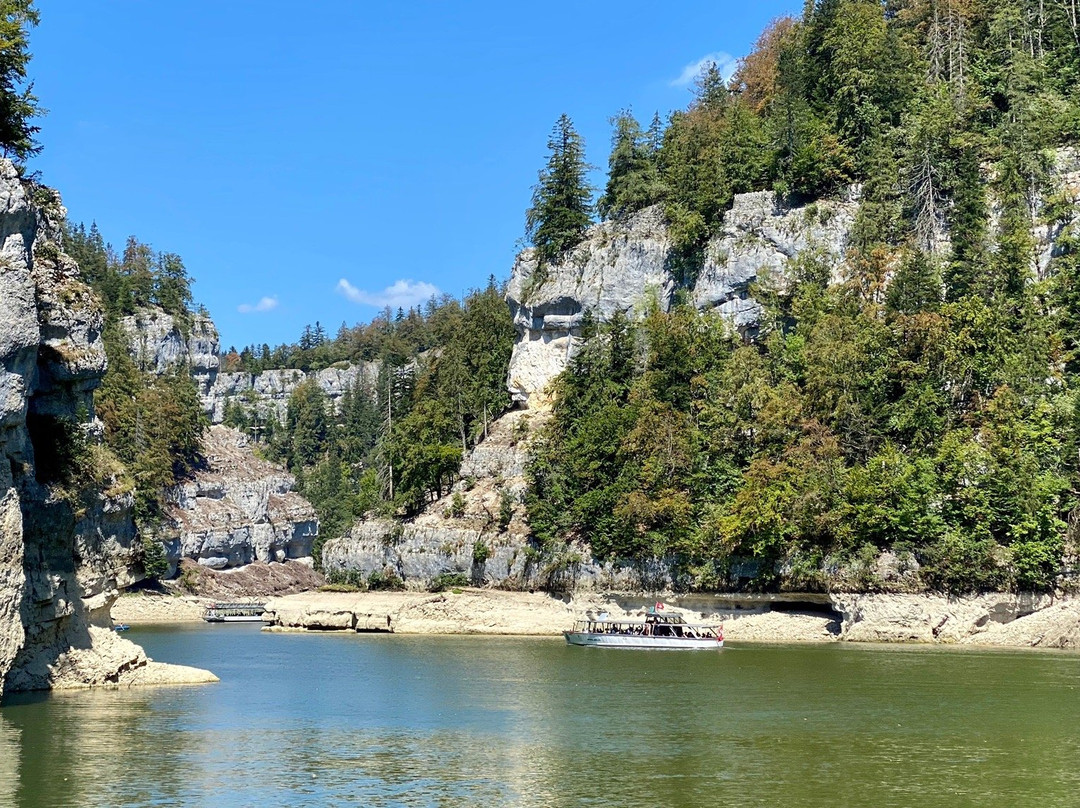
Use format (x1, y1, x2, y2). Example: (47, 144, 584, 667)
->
(219, 281, 515, 558)
(526, 0, 1080, 593)
(64, 225, 206, 574)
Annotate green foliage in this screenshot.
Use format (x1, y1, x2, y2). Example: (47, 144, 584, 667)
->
(140, 536, 169, 581)
(498, 490, 514, 531)
(529, 232, 1078, 592)
(65, 226, 196, 322)
(367, 569, 404, 591)
(428, 572, 469, 592)
(597, 110, 665, 220)
(472, 540, 491, 566)
(525, 114, 593, 264)
(95, 320, 207, 525)
(447, 491, 466, 518)
(0, 1, 42, 162)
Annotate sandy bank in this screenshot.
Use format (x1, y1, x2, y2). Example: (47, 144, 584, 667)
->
(114, 586, 1079, 651)
(264, 590, 839, 643)
(264, 589, 1080, 650)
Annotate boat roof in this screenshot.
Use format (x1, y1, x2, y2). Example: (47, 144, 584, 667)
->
(583, 611, 693, 625)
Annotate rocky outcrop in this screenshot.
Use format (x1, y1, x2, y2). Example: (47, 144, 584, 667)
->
(260, 589, 1077, 648)
(506, 149, 1080, 408)
(322, 409, 697, 593)
(0, 161, 214, 696)
(120, 306, 379, 425)
(162, 425, 317, 574)
(206, 362, 379, 424)
(506, 194, 858, 407)
(121, 307, 219, 397)
(322, 409, 536, 587)
(831, 592, 1080, 647)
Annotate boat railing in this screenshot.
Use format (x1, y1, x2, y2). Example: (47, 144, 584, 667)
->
(204, 602, 267, 618)
(572, 619, 720, 639)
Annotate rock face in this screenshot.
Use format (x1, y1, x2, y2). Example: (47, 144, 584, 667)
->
(163, 425, 317, 574)
(505, 149, 1080, 408)
(120, 305, 379, 425)
(506, 194, 858, 407)
(322, 409, 536, 588)
(0, 161, 214, 696)
(832, 592, 1080, 648)
(323, 409, 697, 593)
(120, 308, 219, 397)
(206, 362, 379, 425)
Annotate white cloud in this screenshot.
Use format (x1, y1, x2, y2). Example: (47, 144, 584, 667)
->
(336, 278, 441, 309)
(670, 51, 738, 87)
(237, 296, 279, 314)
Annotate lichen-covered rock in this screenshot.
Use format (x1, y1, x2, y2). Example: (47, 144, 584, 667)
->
(692, 190, 858, 319)
(506, 207, 673, 408)
(505, 195, 858, 407)
(161, 425, 318, 573)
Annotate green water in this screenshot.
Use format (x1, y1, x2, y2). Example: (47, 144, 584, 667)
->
(1, 626, 1078, 807)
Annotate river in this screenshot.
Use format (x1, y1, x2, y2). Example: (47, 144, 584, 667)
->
(1, 625, 1078, 807)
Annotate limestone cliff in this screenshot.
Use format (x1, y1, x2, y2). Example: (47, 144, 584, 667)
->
(506, 149, 1080, 408)
(120, 304, 379, 425)
(207, 362, 379, 425)
(163, 425, 317, 574)
(120, 307, 219, 400)
(0, 161, 213, 696)
(118, 310, 325, 574)
(506, 192, 858, 407)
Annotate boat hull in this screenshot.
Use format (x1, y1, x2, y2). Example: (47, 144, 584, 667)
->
(564, 632, 723, 650)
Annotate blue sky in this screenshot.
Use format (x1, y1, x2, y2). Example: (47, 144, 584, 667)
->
(29, 1, 799, 349)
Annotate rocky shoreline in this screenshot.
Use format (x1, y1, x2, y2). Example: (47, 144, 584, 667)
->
(110, 588, 1080, 650)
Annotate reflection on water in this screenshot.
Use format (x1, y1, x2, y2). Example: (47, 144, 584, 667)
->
(1, 626, 1079, 807)
(0, 711, 19, 807)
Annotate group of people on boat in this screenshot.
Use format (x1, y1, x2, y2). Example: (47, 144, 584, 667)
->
(583, 621, 714, 639)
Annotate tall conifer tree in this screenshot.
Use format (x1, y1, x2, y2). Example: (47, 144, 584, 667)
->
(525, 114, 592, 264)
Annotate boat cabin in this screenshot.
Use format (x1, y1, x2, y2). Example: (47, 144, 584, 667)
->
(570, 608, 720, 640)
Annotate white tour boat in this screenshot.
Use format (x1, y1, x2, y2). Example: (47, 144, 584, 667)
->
(202, 602, 267, 623)
(564, 605, 723, 650)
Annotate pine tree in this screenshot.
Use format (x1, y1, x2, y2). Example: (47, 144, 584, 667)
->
(525, 114, 593, 265)
(0, 0, 42, 162)
(597, 110, 665, 221)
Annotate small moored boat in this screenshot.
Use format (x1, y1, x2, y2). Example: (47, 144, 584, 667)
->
(202, 602, 267, 623)
(564, 604, 723, 650)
